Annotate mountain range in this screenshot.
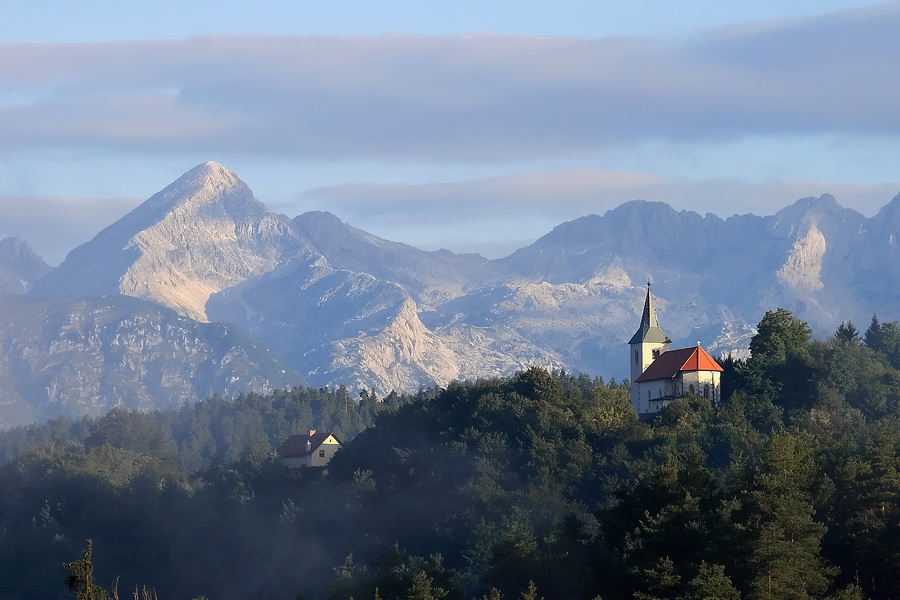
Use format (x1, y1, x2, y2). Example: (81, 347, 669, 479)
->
(1, 161, 898, 427)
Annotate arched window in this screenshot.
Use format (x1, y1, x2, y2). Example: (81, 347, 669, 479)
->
(689, 384, 694, 395)
(704, 384, 710, 399)
(635, 350, 639, 363)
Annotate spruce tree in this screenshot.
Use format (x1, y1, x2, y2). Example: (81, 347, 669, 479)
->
(63, 540, 108, 600)
(748, 433, 834, 600)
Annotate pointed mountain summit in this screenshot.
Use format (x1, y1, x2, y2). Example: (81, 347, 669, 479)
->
(0, 237, 51, 294)
(32, 162, 302, 321)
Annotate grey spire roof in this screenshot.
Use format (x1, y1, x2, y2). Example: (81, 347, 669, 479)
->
(628, 281, 672, 345)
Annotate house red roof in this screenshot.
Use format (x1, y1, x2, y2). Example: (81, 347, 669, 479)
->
(635, 346, 723, 383)
(276, 431, 342, 458)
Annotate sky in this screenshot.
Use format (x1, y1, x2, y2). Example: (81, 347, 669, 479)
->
(1, 0, 899, 265)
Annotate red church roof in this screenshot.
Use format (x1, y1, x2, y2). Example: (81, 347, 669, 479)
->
(635, 346, 723, 383)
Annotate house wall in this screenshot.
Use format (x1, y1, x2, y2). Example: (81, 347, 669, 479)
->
(277, 434, 343, 469)
(309, 436, 342, 467)
(630, 340, 670, 410)
(634, 369, 722, 414)
(679, 371, 721, 403)
(634, 378, 670, 414)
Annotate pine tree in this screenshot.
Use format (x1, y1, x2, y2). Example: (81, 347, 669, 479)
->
(864, 315, 882, 352)
(682, 562, 740, 600)
(406, 570, 447, 600)
(748, 433, 834, 600)
(834, 322, 860, 345)
(63, 540, 108, 600)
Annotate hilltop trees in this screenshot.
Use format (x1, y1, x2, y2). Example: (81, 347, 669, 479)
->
(0, 308, 899, 599)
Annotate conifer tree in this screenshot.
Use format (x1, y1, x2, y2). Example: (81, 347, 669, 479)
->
(864, 314, 882, 351)
(748, 433, 834, 600)
(834, 321, 860, 345)
(681, 562, 740, 600)
(63, 540, 108, 600)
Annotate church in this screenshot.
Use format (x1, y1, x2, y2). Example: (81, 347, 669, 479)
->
(628, 280, 723, 414)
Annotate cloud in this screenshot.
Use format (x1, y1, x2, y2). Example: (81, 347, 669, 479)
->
(0, 3, 898, 161)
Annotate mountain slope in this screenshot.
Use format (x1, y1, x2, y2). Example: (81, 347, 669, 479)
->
(0, 237, 51, 294)
(0, 294, 303, 428)
(292, 211, 488, 308)
(31, 162, 303, 321)
(23, 161, 900, 410)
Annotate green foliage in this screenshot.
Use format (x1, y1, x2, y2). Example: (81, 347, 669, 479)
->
(834, 321, 860, 346)
(750, 308, 813, 363)
(2, 332, 900, 600)
(681, 562, 740, 600)
(63, 540, 108, 600)
(748, 432, 835, 600)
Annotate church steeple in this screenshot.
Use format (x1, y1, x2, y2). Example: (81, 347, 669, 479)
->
(628, 278, 671, 345)
(629, 277, 672, 410)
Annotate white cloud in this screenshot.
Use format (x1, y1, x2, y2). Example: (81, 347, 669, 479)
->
(0, 3, 897, 160)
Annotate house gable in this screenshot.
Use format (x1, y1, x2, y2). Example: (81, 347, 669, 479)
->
(276, 430, 344, 468)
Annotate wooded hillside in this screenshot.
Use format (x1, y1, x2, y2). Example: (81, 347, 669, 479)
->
(1, 311, 898, 600)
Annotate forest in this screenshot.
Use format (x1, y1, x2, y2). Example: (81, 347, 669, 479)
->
(0, 309, 898, 600)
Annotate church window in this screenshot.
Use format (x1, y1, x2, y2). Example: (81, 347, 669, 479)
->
(689, 384, 694, 395)
(704, 384, 710, 399)
(652, 349, 660, 359)
(635, 350, 638, 363)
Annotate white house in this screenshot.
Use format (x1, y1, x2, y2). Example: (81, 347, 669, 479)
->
(275, 429, 343, 468)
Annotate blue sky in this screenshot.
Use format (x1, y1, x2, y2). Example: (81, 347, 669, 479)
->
(1, 0, 898, 264)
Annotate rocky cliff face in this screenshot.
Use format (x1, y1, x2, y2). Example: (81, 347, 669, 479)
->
(0, 294, 303, 428)
(31, 162, 303, 321)
(0, 237, 51, 294)
(20, 162, 900, 424)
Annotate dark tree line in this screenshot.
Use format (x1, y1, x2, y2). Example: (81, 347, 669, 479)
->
(0, 310, 898, 600)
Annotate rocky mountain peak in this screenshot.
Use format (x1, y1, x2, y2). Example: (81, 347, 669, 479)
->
(139, 160, 261, 220)
(874, 192, 900, 226)
(31, 162, 302, 321)
(767, 194, 860, 238)
(0, 237, 51, 294)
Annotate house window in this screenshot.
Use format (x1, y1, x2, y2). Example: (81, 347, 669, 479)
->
(318, 449, 326, 458)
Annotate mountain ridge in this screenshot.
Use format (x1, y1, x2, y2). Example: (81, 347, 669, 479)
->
(9, 162, 900, 425)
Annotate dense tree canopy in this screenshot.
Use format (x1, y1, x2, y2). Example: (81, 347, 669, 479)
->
(0, 309, 898, 600)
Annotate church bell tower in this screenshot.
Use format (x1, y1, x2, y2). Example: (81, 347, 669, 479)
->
(629, 279, 671, 403)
